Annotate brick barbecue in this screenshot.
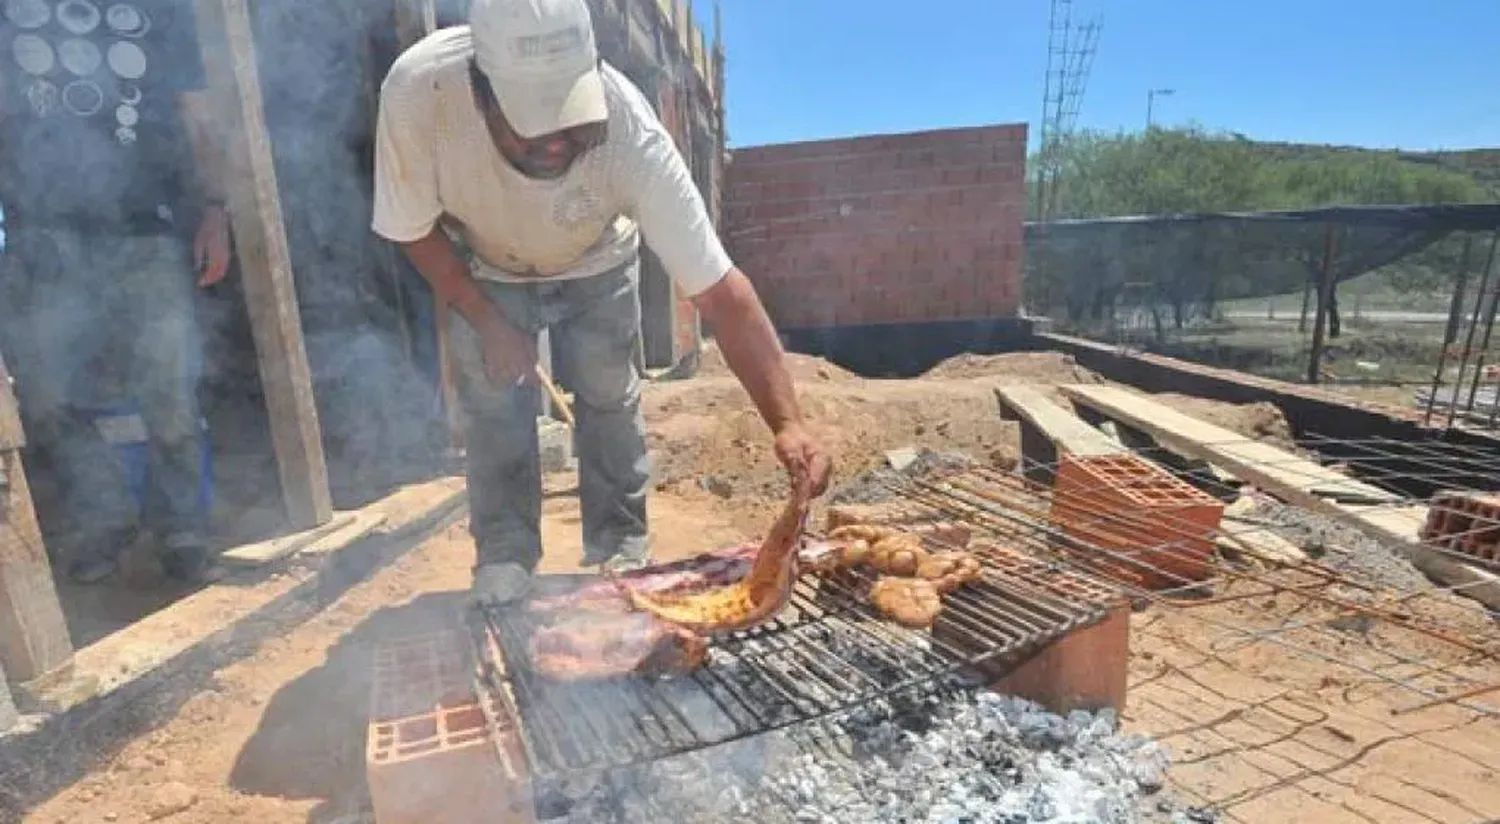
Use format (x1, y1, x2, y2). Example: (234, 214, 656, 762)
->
(364, 468, 1138, 822)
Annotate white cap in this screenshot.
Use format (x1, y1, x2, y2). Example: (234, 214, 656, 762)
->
(470, 0, 608, 139)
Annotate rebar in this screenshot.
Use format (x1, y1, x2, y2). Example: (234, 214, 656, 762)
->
(876, 460, 1500, 720)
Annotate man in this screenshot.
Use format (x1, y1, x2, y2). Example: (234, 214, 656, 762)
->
(0, 0, 230, 583)
(372, 0, 831, 606)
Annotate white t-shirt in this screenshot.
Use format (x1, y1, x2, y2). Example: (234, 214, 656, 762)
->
(371, 26, 733, 298)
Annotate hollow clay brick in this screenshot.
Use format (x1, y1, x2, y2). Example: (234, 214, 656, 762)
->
(1049, 454, 1224, 591)
(367, 632, 532, 823)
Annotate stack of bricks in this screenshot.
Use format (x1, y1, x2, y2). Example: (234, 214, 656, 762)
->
(366, 631, 532, 824)
(1421, 491, 1500, 562)
(724, 124, 1028, 331)
(1049, 453, 1225, 591)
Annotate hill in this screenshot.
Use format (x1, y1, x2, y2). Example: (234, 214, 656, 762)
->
(1248, 141, 1500, 198)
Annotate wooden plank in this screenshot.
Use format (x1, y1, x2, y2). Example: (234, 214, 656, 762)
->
(0, 453, 73, 683)
(53, 478, 465, 710)
(993, 386, 1123, 458)
(0, 360, 73, 683)
(219, 513, 355, 567)
(1060, 384, 1500, 608)
(192, 0, 332, 531)
(300, 511, 390, 556)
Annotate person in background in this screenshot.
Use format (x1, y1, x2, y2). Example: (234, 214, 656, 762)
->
(372, 0, 832, 606)
(0, 0, 230, 584)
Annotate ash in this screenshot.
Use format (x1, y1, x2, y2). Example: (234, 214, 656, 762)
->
(831, 448, 978, 505)
(1250, 495, 1431, 593)
(541, 680, 1187, 824)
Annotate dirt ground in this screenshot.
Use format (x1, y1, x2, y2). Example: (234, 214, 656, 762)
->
(17, 349, 1498, 824)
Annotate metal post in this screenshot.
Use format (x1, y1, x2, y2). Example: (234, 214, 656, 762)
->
(1298, 279, 1313, 333)
(1306, 224, 1338, 384)
(1462, 230, 1500, 418)
(1427, 235, 1475, 425)
(1449, 233, 1494, 430)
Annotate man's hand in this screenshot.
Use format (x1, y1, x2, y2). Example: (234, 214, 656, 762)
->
(194, 204, 231, 287)
(694, 269, 832, 496)
(474, 309, 538, 388)
(774, 422, 832, 497)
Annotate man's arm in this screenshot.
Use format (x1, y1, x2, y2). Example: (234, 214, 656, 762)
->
(693, 268, 831, 494)
(178, 91, 227, 203)
(692, 268, 801, 434)
(177, 90, 231, 285)
(398, 228, 498, 330)
(610, 78, 831, 491)
(397, 228, 537, 386)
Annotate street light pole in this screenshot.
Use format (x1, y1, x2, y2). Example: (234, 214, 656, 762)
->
(1147, 87, 1175, 128)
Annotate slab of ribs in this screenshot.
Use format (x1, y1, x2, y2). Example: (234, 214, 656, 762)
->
(525, 487, 987, 682)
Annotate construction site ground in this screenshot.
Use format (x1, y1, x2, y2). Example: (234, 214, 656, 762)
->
(16, 349, 1500, 824)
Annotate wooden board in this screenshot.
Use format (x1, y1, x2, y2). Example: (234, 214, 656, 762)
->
(219, 513, 355, 567)
(192, 0, 332, 531)
(0, 358, 73, 682)
(0, 452, 73, 683)
(994, 386, 1124, 458)
(1060, 384, 1500, 608)
(300, 511, 390, 556)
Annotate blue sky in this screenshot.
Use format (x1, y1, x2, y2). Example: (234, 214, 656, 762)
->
(708, 0, 1499, 152)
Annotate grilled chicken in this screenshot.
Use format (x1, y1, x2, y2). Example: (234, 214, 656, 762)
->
(810, 526, 985, 626)
(868, 577, 945, 628)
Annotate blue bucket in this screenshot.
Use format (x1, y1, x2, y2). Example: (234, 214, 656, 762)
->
(86, 403, 214, 521)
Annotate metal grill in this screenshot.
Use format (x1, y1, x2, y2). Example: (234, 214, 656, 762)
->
(472, 542, 1116, 779)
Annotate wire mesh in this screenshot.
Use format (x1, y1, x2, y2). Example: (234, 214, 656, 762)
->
(875, 457, 1500, 723)
(474, 542, 1115, 780)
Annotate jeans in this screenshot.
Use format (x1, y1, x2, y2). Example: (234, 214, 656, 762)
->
(0, 227, 207, 555)
(448, 258, 650, 572)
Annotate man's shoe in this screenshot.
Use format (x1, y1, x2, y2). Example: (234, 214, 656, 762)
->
(160, 533, 222, 585)
(67, 555, 118, 584)
(596, 544, 652, 574)
(471, 563, 533, 608)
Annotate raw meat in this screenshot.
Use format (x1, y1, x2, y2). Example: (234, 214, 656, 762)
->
(620, 479, 813, 633)
(524, 544, 757, 615)
(528, 612, 709, 681)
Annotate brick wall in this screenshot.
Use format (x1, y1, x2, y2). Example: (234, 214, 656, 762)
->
(725, 124, 1028, 330)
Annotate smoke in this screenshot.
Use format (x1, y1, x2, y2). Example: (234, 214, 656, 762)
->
(0, 0, 452, 548)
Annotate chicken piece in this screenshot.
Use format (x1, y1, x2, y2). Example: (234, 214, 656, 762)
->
(621, 480, 812, 633)
(529, 612, 708, 681)
(822, 526, 931, 576)
(829, 524, 905, 545)
(869, 534, 929, 576)
(915, 551, 984, 594)
(868, 576, 944, 628)
(801, 538, 871, 575)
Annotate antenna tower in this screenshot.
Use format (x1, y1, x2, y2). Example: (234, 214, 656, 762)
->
(1035, 0, 1100, 221)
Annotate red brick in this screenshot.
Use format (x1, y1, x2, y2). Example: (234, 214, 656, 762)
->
(728, 124, 1026, 329)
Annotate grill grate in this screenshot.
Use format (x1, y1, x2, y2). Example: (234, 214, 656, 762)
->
(473, 541, 1118, 779)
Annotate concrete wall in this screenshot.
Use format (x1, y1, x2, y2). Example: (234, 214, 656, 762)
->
(724, 124, 1028, 332)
